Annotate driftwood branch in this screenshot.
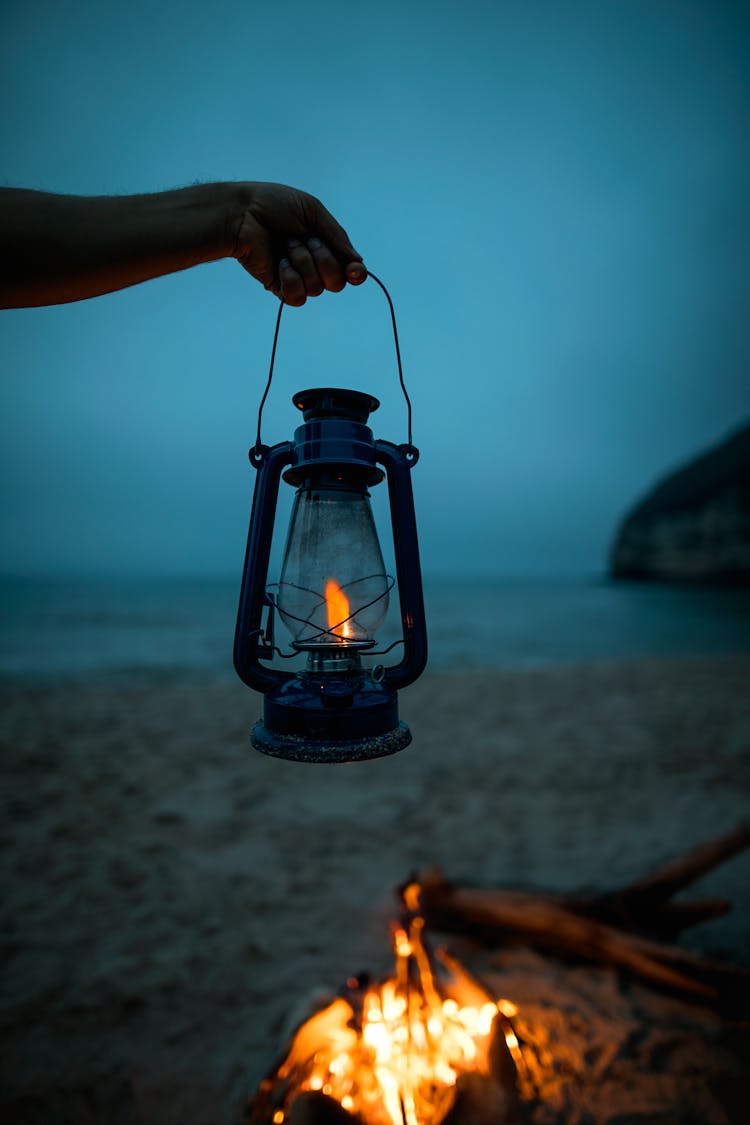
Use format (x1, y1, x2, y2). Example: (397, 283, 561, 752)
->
(408, 825, 750, 1010)
(568, 823, 750, 937)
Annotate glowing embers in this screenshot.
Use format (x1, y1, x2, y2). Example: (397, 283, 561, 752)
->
(247, 891, 522, 1125)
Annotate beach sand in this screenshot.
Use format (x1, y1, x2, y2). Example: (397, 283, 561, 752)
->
(1, 655, 749, 1123)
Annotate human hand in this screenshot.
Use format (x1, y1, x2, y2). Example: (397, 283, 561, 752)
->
(232, 182, 366, 306)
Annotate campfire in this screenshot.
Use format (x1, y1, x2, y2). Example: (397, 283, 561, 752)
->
(247, 883, 523, 1125)
(246, 828, 749, 1125)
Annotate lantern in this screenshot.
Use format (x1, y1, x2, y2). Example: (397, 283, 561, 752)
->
(234, 277, 427, 763)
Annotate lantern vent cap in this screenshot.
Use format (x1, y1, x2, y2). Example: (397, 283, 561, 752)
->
(293, 387, 380, 424)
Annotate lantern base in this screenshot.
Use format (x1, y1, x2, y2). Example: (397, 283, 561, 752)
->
(250, 672, 412, 763)
(251, 719, 411, 763)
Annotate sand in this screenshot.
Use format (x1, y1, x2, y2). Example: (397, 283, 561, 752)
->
(1, 654, 749, 1123)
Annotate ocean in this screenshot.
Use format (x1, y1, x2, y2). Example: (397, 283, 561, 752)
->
(0, 575, 748, 679)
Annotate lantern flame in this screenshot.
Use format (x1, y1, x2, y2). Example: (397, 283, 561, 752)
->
(256, 892, 523, 1124)
(325, 579, 352, 640)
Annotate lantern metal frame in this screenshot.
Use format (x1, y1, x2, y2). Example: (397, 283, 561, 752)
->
(233, 277, 427, 763)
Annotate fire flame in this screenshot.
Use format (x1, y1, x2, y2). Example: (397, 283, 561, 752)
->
(261, 886, 522, 1125)
(325, 578, 352, 640)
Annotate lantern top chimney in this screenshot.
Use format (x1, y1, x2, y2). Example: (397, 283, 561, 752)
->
(293, 387, 380, 424)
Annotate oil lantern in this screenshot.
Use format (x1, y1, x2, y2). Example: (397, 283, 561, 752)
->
(234, 277, 427, 763)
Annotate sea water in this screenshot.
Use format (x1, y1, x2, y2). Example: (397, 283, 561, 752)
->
(0, 575, 748, 679)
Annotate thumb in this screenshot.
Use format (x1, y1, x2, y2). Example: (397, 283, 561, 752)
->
(310, 201, 364, 269)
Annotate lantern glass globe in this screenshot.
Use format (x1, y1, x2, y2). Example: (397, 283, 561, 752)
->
(278, 482, 390, 648)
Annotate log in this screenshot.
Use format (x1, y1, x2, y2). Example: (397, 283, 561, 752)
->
(409, 825, 750, 1010)
(568, 823, 750, 938)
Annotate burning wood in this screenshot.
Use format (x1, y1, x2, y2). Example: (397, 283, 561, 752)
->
(246, 888, 521, 1125)
(246, 828, 748, 1124)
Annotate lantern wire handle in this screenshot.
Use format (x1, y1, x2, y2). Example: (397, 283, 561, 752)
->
(253, 297, 285, 455)
(253, 271, 413, 455)
(367, 271, 413, 448)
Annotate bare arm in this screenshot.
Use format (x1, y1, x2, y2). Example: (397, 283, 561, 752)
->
(0, 182, 366, 309)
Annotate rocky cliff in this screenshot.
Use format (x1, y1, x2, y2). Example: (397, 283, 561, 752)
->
(610, 421, 750, 584)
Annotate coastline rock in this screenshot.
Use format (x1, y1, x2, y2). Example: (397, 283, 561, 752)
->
(610, 421, 750, 584)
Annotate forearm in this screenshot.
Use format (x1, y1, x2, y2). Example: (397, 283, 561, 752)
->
(0, 183, 245, 307)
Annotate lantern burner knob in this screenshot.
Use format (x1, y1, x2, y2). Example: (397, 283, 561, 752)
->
(293, 387, 380, 424)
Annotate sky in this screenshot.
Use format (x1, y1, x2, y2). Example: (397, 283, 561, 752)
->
(1, 0, 749, 580)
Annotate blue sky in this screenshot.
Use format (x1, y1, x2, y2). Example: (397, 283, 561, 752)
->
(2, 0, 749, 578)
